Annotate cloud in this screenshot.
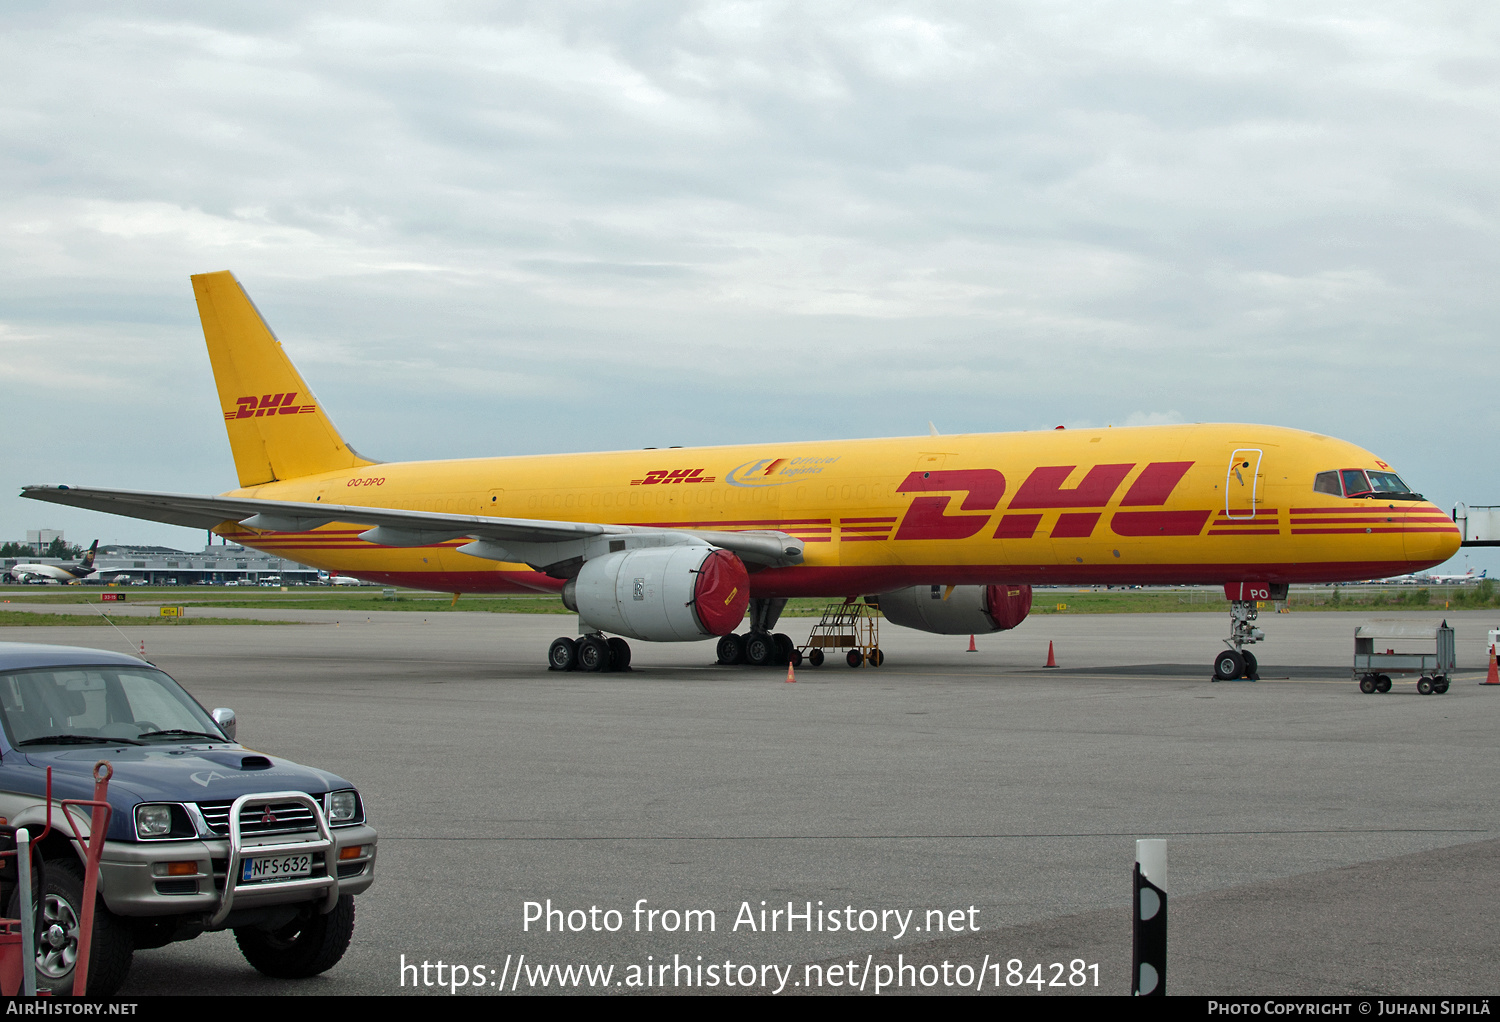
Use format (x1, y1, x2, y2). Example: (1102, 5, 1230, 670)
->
(0, 2, 1495, 572)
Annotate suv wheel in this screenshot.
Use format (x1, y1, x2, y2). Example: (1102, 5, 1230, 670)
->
(235, 895, 355, 978)
(23, 857, 134, 996)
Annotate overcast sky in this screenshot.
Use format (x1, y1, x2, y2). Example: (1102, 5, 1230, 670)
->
(2, 2, 1496, 573)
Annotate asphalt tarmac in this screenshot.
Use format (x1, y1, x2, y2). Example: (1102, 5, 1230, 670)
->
(2, 608, 1497, 997)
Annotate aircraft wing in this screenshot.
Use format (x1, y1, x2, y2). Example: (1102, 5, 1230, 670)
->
(20, 484, 804, 568)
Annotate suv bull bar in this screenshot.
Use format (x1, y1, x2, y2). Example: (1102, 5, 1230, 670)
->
(207, 791, 339, 929)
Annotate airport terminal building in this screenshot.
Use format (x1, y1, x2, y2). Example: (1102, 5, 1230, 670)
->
(2, 544, 321, 585)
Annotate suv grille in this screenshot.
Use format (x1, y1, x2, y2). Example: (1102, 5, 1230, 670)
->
(197, 796, 324, 837)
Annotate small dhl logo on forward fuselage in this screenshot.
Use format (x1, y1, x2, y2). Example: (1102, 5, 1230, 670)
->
(225, 393, 318, 420)
(632, 468, 716, 486)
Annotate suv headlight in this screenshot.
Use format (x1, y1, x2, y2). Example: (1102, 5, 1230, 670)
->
(327, 789, 362, 824)
(135, 803, 193, 840)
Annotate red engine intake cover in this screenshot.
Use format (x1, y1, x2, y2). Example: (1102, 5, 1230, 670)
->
(691, 549, 751, 636)
(984, 584, 1033, 631)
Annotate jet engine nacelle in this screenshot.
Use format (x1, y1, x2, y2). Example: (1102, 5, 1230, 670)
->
(878, 584, 1033, 635)
(563, 546, 750, 642)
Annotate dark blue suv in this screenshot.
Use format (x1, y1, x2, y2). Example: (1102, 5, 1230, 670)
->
(0, 643, 377, 995)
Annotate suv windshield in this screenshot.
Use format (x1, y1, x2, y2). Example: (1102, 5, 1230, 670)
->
(0, 666, 225, 747)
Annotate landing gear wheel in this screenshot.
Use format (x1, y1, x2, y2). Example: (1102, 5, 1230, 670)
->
(1213, 650, 1245, 681)
(548, 637, 578, 672)
(25, 857, 133, 997)
(235, 895, 355, 979)
(607, 637, 632, 672)
(1418, 677, 1433, 695)
(1376, 675, 1392, 694)
(773, 633, 795, 665)
(577, 636, 610, 673)
(1359, 675, 1377, 694)
(1434, 677, 1450, 694)
(716, 633, 744, 665)
(869, 648, 885, 667)
(1241, 651, 1258, 680)
(846, 649, 865, 668)
(808, 649, 825, 667)
(744, 633, 776, 667)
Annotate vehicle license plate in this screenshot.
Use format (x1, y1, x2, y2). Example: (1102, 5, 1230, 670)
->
(241, 854, 312, 882)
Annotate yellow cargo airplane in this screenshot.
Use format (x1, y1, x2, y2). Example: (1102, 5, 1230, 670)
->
(22, 272, 1461, 679)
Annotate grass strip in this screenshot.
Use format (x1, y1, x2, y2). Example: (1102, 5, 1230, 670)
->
(0, 612, 303, 627)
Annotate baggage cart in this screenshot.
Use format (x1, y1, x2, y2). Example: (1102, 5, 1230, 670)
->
(1353, 620, 1455, 695)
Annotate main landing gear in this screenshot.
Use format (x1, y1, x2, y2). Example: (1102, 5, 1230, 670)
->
(1212, 599, 1264, 681)
(548, 634, 632, 673)
(715, 597, 802, 668)
(716, 631, 801, 668)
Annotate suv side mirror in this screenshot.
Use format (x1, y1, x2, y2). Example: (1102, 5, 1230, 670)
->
(211, 708, 237, 741)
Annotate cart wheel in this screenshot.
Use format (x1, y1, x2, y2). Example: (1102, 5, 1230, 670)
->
(1417, 677, 1433, 695)
(1434, 677, 1449, 694)
(846, 649, 864, 668)
(1359, 675, 1377, 694)
(869, 648, 885, 667)
(808, 649, 824, 667)
(789, 648, 803, 667)
(1213, 650, 1244, 681)
(1375, 675, 1392, 693)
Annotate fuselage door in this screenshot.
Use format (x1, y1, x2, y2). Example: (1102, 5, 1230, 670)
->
(1225, 449, 1263, 519)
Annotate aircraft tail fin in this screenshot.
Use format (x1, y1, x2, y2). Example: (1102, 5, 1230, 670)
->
(78, 540, 97, 572)
(191, 271, 375, 487)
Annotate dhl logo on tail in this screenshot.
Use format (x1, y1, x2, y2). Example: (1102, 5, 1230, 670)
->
(226, 393, 318, 420)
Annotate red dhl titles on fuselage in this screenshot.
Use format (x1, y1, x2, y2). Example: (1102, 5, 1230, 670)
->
(217, 423, 1460, 596)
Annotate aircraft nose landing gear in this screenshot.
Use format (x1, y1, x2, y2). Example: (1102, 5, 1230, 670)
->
(1212, 584, 1285, 681)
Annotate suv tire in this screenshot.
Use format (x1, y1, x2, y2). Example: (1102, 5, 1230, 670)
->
(235, 894, 355, 978)
(22, 857, 135, 997)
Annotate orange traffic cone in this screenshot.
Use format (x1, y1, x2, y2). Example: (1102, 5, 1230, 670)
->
(967, 634, 977, 652)
(1485, 645, 1498, 686)
(1044, 641, 1058, 668)
(785, 659, 796, 683)
(139, 640, 146, 659)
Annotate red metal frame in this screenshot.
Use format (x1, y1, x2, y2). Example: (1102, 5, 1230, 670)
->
(59, 762, 113, 997)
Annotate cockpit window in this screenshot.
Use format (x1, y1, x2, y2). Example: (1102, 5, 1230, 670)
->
(1367, 471, 1410, 493)
(1315, 468, 1421, 500)
(1340, 469, 1371, 497)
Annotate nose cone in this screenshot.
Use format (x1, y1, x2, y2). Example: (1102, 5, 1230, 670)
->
(1404, 503, 1462, 570)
